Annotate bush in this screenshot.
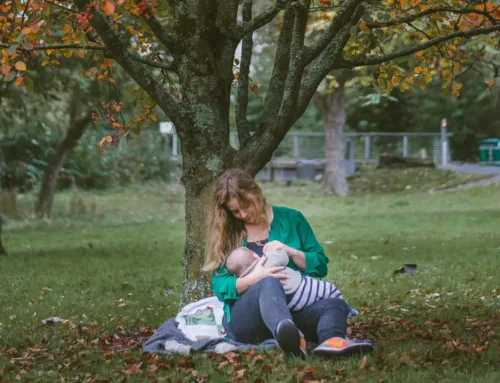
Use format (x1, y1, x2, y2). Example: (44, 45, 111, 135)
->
(0, 132, 54, 192)
(0, 128, 174, 192)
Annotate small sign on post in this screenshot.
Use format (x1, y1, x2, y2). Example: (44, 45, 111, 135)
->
(159, 122, 175, 135)
(159, 122, 178, 157)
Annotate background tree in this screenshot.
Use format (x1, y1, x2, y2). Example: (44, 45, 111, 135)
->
(2, 0, 500, 302)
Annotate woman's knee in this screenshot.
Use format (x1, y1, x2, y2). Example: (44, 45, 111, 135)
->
(321, 297, 349, 313)
(255, 276, 284, 291)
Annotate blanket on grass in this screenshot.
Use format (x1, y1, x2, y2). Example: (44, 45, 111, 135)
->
(142, 296, 278, 355)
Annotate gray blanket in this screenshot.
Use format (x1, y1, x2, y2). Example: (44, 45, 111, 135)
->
(143, 318, 278, 355)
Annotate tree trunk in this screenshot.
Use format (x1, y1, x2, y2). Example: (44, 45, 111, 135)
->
(35, 111, 91, 218)
(181, 182, 214, 305)
(316, 89, 349, 196)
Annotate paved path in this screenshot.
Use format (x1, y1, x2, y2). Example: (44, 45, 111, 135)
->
(435, 163, 500, 193)
(439, 163, 500, 175)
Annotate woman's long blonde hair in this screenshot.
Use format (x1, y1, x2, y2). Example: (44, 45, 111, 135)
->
(203, 169, 268, 273)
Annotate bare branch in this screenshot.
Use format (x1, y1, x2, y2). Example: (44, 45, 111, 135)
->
(237, 0, 289, 39)
(366, 7, 499, 29)
(0, 43, 105, 51)
(257, 8, 295, 126)
(235, 0, 253, 147)
(45, 0, 80, 14)
(133, 55, 174, 71)
(134, 0, 177, 52)
(334, 24, 500, 69)
(304, 0, 364, 65)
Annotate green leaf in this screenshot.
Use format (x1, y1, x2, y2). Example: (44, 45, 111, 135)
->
(8, 45, 18, 54)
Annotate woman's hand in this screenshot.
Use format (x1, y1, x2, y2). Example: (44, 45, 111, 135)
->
(263, 241, 307, 272)
(248, 256, 288, 284)
(236, 255, 288, 294)
(263, 240, 289, 254)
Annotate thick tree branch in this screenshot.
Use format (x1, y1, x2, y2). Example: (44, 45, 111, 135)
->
(334, 24, 500, 69)
(366, 7, 499, 29)
(257, 7, 295, 125)
(216, 0, 239, 36)
(238, 1, 346, 174)
(134, 0, 178, 52)
(73, 0, 182, 125)
(303, 0, 364, 65)
(235, 0, 253, 147)
(279, 0, 310, 119)
(237, 0, 289, 39)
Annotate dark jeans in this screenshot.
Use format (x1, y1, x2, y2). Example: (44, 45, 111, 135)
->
(222, 276, 348, 345)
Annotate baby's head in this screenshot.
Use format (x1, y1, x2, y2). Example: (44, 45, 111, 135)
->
(226, 247, 258, 277)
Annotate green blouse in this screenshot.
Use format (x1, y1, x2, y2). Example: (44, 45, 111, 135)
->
(211, 205, 329, 323)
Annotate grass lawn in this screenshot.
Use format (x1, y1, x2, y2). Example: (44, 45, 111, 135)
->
(1, 168, 499, 382)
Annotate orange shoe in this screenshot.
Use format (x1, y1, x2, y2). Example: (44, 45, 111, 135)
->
(313, 337, 373, 357)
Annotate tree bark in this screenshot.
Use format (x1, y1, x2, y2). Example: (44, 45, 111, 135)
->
(316, 89, 349, 196)
(35, 103, 92, 218)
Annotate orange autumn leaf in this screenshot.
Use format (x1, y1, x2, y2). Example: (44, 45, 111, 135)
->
(1, 65, 11, 75)
(15, 61, 27, 71)
(99, 136, 113, 146)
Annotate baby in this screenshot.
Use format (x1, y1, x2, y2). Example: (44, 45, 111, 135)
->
(226, 247, 353, 313)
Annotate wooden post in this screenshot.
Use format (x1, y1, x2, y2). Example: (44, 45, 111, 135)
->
(349, 139, 355, 161)
(172, 134, 178, 157)
(364, 136, 371, 161)
(403, 136, 409, 157)
(293, 134, 300, 158)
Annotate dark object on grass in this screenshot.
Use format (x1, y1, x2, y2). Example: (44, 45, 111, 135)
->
(393, 264, 417, 275)
(378, 154, 435, 169)
(0, 215, 6, 255)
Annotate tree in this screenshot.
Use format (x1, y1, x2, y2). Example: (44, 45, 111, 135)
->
(35, 89, 93, 218)
(2, 0, 500, 302)
(314, 72, 351, 196)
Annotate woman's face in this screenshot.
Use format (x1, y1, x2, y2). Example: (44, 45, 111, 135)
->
(225, 197, 257, 224)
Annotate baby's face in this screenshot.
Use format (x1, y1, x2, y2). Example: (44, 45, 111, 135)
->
(228, 248, 258, 276)
(236, 249, 258, 272)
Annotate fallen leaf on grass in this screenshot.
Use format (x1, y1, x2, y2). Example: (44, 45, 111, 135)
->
(223, 351, 239, 363)
(359, 355, 368, 370)
(121, 361, 143, 374)
(252, 355, 264, 364)
(217, 361, 229, 370)
(235, 368, 246, 379)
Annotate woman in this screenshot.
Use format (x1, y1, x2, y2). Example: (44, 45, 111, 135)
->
(203, 169, 373, 357)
